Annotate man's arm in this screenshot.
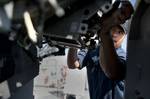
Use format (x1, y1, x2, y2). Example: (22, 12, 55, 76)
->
(67, 48, 80, 69)
(99, 33, 126, 80)
(98, 1, 133, 80)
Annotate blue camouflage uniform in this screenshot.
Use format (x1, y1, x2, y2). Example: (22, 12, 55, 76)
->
(77, 46, 126, 99)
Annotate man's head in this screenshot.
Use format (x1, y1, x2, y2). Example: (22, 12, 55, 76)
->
(110, 25, 126, 48)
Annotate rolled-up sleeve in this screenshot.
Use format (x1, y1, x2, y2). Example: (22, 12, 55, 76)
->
(117, 47, 126, 59)
(77, 49, 89, 69)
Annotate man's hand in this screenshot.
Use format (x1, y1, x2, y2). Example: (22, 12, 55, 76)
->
(99, 1, 134, 36)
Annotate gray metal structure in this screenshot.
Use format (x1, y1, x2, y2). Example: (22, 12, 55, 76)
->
(125, 0, 150, 99)
(0, 0, 111, 99)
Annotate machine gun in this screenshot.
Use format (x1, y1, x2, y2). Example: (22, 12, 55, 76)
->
(1, 0, 114, 58)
